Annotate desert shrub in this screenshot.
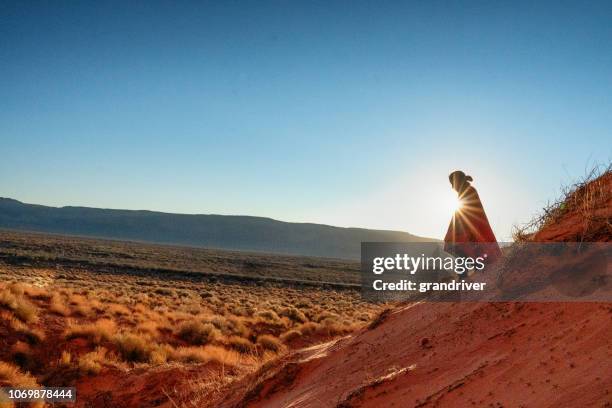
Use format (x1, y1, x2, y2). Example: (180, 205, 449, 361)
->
(136, 321, 159, 336)
(255, 310, 281, 323)
(207, 316, 227, 331)
(58, 351, 72, 368)
(280, 329, 302, 343)
(68, 294, 87, 306)
(154, 287, 175, 297)
(22, 285, 51, 301)
(295, 322, 319, 335)
(257, 335, 283, 353)
(295, 300, 312, 309)
(7, 316, 45, 345)
(227, 336, 255, 354)
(355, 312, 372, 322)
(71, 303, 92, 317)
(315, 311, 338, 323)
(65, 319, 117, 344)
(0, 361, 43, 407)
(48, 293, 70, 316)
(177, 289, 191, 298)
(227, 304, 249, 317)
(206, 295, 220, 306)
(133, 302, 148, 313)
(0, 287, 38, 323)
(10, 341, 34, 369)
(279, 307, 308, 323)
(107, 303, 130, 317)
(210, 315, 249, 338)
(227, 317, 250, 337)
(149, 344, 174, 365)
(19, 327, 45, 345)
(78, 356, 101, 375)
(171, 346, 211, 363)
(318, 317, 354, 336)
(171, 345, 239, 366)
(114, 333, 153, 363)
(77, 348, 109, 375)
(243, 304, 256, 317)
(184, 304, 203, 315)
(89, 299, 105, 314)
(177, 321, 219, 345)
(0, 361, 39, 397)
(155, 319, 174, 333)
(513, 164, 611, 241)
(5, 283, 24, 297)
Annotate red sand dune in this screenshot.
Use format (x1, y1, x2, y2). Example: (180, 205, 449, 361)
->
(218, 301, 610, 408)
(211, 171, 611, 408)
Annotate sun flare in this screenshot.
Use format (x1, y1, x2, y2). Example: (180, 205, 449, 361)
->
(453, 196, 463, 212)
(434, 188, 464, 219)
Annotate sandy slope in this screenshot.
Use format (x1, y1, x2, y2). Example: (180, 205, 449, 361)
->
(217, 301, 611, 408)
(214, 171, 612, 408)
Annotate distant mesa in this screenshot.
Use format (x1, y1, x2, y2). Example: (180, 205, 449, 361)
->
(0, 198, 435, 260)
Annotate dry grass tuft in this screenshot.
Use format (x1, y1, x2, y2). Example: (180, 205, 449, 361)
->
(513, 163, 611, 242)
(279, 306, 307, 323)
(7, 316, 45, 344)
(114, 333, 153, 363)
(296, 321, 320, 335)
(58, 350, 72, 367)
(0, 361, 38, 387)
(10, 341, 35, 369)
(49, 293, 71, 316)
(255, 310, 281, 323)
(65, 318, 117, 344)
(0, 361, 43, 408)
(77, 347, 111, 375)
(227, 336, 255, 354)
(0, 285, 38, 323)
(280, 329, 302, 343)
(256, 334, 284, 353)
(170, 345, 241, 366)
(177, 321, 220, 345)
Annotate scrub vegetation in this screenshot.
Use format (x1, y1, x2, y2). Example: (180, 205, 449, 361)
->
(0, 231, 382, 407)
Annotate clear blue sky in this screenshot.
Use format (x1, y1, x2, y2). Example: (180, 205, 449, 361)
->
(1, 1, 610, 240)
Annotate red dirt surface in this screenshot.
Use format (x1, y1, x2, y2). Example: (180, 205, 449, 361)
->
(216, 301, 611, 408)
(74, 363, 229, 408)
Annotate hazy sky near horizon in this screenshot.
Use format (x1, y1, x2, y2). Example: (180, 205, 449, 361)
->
(1, 1, 611, 240)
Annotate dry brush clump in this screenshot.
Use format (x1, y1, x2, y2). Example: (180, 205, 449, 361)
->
(0, 283, 38, 323)
(76, 347, 110, 375)
(0, 361, 44, 408)
(513, 163, 611, 242)
(177, 321, 220, 346)
(256, 335, 284, 353)
(65, 318, 117, 345)
(5, 315, 45, 345)
(227, 336, 256, 354)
